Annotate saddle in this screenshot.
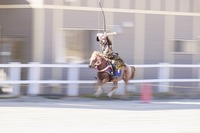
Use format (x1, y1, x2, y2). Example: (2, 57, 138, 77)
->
(105, 52, 126, 70)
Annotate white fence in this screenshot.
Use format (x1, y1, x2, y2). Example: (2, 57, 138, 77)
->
(0, 62, 200, 96)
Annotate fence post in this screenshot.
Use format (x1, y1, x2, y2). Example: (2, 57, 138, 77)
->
(28, 62, 40, 96)
(158, 63, 170, 92)
(9, 62, 21, 96)
(67, 66, 79, 96)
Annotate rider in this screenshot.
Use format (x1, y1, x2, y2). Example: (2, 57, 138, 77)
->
(96, 32, 126, 73)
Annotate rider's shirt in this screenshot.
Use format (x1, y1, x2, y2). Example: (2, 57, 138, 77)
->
(102, 44, 113, 57)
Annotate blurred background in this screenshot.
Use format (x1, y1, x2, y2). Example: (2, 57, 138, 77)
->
(0, 0, 200, 97)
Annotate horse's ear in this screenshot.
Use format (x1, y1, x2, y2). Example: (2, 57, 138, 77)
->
(92, 51, 100, 57)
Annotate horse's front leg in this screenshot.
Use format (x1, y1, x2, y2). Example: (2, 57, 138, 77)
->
(107, 81, 118, 98)
(94, 79, 108, 97)
(94, 80, 103, 96)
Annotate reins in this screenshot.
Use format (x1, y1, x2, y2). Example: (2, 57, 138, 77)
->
(97, 63, 112, 72)
(95, 57, 113, 73)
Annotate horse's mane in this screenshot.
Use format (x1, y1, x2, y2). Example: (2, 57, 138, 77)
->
(90, 51, 101, 60)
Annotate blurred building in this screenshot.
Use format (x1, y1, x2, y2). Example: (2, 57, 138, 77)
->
(0, 0, 200, 94)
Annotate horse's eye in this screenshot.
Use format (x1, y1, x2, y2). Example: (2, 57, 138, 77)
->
(93, 59, 97, 62)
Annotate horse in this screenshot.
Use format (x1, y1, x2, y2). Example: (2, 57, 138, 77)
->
(89, 51, 136, 97)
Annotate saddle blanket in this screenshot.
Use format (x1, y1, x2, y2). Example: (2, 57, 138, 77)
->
(113, 68, 122, 77)
(107, 63, 122, 77)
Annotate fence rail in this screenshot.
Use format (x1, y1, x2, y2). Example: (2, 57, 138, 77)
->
(0, 62, 200, 96)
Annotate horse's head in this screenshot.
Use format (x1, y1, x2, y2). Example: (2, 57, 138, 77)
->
(89, 51, 105, 69)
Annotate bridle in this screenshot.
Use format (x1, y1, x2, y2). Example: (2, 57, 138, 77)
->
(94, 55, 113, 73)
(93, 56, 101, 66)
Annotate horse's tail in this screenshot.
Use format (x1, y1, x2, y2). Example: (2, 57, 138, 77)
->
(130, 66, 136, 79)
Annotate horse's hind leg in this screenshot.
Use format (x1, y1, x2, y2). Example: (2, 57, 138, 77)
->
(124, 82, 129, 97)
(107, 81, 118, 98)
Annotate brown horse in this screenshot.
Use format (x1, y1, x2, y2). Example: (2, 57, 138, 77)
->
(89, 51, 136, 97)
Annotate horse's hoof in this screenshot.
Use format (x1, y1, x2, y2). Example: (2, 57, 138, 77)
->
(107, 95, 112, 98)
(94, 92, 101, 97)
(94, 93, 99, 97)
(107, 93, 112, 98)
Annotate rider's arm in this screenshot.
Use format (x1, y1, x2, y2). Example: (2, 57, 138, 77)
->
(106, 36, 112, 46)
